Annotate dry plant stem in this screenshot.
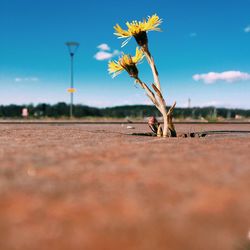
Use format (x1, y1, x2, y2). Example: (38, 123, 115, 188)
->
(152, 85, 169, 137)
(135, 78, 162, 115)
(136, 78, 165, 137)
(142, 45, 177, 137)
(142, 46, 161, 92)
(157, 124, 163, 137)
(167, 102, 177, 137)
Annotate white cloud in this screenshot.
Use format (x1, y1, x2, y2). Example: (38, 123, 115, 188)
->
(244, 25, 250, 33)
(94, 50, 120, 61)
(193, 71, 250, 84)
(14, 77, 39, 82)
(97, 43, 110, 51)
(94, 44, 120, 61)
(94, 51, 114, 60)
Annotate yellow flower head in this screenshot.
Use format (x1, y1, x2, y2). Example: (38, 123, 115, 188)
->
(114, 14, 162, 47)
(108, 47, 144, 78)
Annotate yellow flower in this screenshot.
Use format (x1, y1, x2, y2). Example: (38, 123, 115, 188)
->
(114, 14, 162, 47)
(108, 47, 144, 78)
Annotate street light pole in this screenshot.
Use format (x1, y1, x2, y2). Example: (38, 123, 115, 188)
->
(65, 41, 79, 119)
(69, 52, 74, 118)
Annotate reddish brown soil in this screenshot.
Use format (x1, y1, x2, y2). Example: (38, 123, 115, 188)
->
(0, 124, 250, 250)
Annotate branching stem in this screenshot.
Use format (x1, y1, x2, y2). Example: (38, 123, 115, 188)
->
(141, 45, 176, 137)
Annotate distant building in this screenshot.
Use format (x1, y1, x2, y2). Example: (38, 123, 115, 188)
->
(22, 108, 29, 118)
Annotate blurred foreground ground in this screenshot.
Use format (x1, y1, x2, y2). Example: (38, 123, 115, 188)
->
(0, 123, 250, 250)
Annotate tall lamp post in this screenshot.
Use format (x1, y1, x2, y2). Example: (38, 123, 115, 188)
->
(65, 41, 80, 118)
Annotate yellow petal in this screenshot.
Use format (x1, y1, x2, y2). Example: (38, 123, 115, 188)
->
(108, 61, 124, 78)
(108, 48, 144, 78)
(114, 24, 131, 38)
(142, 14, 162, 32)
(132, 47, 144, 64)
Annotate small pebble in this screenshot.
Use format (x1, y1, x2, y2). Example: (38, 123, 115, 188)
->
(27, 168, 36, 177)
(127, 126, 135, 129)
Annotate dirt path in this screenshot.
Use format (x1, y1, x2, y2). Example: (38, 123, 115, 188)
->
(0, 124, 250, 250)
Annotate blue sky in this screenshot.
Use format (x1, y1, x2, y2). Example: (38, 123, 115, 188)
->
(1, 0, 250, 108)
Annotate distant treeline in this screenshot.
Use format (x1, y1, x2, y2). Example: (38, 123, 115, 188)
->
(0, 102, 250, 119)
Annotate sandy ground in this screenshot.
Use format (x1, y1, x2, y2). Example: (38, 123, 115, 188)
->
(0, 123, 250, 250)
